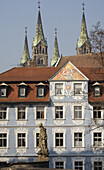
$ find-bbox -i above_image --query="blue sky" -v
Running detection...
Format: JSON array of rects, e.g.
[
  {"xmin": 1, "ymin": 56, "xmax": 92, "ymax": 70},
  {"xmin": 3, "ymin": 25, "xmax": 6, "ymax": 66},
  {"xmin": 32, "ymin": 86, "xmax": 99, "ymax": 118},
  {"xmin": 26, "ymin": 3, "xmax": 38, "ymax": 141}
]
[{"xmin": 0, "ymin": 0, "xmax": 104, "ymax": 73}]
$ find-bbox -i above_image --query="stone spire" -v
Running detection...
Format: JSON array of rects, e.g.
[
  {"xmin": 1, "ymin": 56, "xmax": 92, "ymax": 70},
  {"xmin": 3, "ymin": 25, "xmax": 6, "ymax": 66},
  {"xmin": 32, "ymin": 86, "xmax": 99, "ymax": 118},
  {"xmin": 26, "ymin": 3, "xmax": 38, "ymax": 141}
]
[
  {"xmin": 51, "ymin": 29, "xmax": 60, "ymax": 66},
  {"xmin": 32, "ymin": 1, "xmax": 47, "ymax": 47},
  {"xmin": 20, "ymin": 27, "xmax": 30, "ymax": 66},
  {"xmin": 76, "ymin": 3, "xmax": 91, "ymax": 55},
  {"xmin": 32, "ymin": 1, "xmax": 48, "ymax": 67}
]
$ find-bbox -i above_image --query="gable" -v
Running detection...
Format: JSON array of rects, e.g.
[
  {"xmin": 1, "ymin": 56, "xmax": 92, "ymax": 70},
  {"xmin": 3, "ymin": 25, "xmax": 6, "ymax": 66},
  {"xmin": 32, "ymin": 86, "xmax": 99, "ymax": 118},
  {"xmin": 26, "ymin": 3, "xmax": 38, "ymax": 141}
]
[{"xmin": 52, "ymin": 61, "xmax": 88, "ymax": 81}]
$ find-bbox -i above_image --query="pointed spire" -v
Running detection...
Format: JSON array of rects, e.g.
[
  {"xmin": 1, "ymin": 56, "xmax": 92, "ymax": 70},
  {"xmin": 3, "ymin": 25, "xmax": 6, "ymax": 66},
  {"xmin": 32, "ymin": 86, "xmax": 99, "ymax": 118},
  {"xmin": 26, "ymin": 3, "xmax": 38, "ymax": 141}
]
[
  {"xmin": 51, "ymin": 28, "xmax": 60, "ymax": 66},
  {"xmin": 20, "ymin": 27, "xmax": 30, "ymax": 65},
  {"xmin": 33, "ymin": 1, "xmax": 47, "ymax": 46},
  {"xmin": 76, "ymin": 3, "xmax": 91, "ymax": 54},
  {"xmin": 77, "ymin": 3, "xmax": 89, "ymax": 48}
]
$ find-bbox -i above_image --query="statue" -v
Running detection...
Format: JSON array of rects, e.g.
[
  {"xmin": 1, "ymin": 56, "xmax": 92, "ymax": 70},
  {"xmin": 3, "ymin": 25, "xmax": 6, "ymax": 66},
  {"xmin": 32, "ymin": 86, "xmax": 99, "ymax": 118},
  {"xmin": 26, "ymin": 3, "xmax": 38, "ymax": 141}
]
[{"xmin": 38, "ymin": 123, "xmax": 49, "ymax": 162}]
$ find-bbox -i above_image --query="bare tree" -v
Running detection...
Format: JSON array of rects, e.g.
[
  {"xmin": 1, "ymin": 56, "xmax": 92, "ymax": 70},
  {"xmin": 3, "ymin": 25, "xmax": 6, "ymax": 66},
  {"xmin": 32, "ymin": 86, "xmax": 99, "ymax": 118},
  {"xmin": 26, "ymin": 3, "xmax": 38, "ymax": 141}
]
[{"xmin": 90, "ymin": 22, "xmax": 104, "ymax": 65}]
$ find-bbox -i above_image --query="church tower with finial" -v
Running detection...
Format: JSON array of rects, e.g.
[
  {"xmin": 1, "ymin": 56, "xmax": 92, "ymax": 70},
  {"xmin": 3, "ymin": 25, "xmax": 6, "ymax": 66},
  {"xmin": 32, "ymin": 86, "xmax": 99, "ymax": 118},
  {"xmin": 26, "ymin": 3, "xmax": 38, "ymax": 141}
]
[
  {"xmin": 32, "ymin": 1, "xmax": 48, "ymax": 67},
  {"xmin": 20, "ymin": 27, "xmax": 30, "ymax": 66},
  {"xmin": 51, "ymin": 28, "xmax": 60, "ymax": 66},
  {"xmin": 76, "ymin": 3, "xmax": 91, "ymax": 55}
]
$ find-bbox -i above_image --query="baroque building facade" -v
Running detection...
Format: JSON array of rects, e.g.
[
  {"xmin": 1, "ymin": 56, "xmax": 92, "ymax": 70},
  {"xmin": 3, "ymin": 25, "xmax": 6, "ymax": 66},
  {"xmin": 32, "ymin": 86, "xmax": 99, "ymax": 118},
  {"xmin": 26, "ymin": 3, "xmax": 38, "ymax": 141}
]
[{"xmin": 0, "ymin": 2, "xmax": 104, "ymax": 170}]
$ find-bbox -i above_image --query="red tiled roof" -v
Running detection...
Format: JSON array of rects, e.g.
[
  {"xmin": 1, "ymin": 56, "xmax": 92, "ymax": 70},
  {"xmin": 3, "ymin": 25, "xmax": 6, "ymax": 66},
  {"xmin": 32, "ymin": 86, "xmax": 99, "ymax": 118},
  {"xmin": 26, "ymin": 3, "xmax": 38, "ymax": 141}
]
[
  {"xmin": 58, "ymin": 53, "xmax": 104, "ymax": 68},
  {"xmin": 78, "ymin": 67, "xmax": 104, "ymax": 81},
  {"xmin": 0, "ymin": 67, "xmax": 59, "ymax": 82}
]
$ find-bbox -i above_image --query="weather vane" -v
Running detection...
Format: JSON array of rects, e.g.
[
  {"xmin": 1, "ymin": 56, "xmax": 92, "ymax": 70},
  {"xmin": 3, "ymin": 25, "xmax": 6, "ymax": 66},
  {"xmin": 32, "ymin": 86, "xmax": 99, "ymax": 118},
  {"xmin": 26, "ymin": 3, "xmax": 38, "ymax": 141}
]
[
  {"xmin": 82, "ymin": 2, "xmax": 85, "ymax": 11},
  {"xmin": 25, "ymin": 27, "xmax": 27, "ymax": 34},
  {"xmin": 38, "ymin": 0, "xmax": 40, "ymax": 9},
  {"xmin": 55, "ymin": 28, "xmax": 57, "ymax": 36}
]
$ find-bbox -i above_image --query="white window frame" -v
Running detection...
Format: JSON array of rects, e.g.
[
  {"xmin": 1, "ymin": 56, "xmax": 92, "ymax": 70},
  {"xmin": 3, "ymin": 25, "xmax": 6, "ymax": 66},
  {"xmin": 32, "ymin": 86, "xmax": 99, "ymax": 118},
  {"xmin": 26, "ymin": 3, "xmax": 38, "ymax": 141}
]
[
  {"xmin": 0, "ymin": 133, "xmax": 8, "ymax": 148},
  {"xmin": 73, "ymin": 159, "xmax": 85, "ymax": 170},
  {"xmin": 73, "ymin": 82, "xmax": 83, "ymax": 96},
  {"xmin": 71, "ymin": 128, "xmax": 85, "ymax": 151},
  {"xmin": 0, "ymin": 107, "xmax": 9, "ymax": 121},
  {"xmin": 37, "ymin": 87, "xmax": 44, "ymax": 97},
  {"xmin": 94, "ymin": 86, "xmax": 100, "ymax": 96},
  {"xmin": 16, "ymin": 132, "xmax": 28, "ymax": 149},
  {"xmin": 17, "ymin": 133, "xmax": 27, "ymax": 148},
  {"xmin": 16, "ymin": 106, "xmax": 27, "ymax": 121},
  {"xmin": 0, "ymin": 129, "xmax": 9, "ymax": 149},
  {"xmin": 93, "ymin": 106, "xmax": 102, "ymax": 119},
  {"xmin": 92, "ymin": 132, "xmax": 102, "ymax": 147},
  {"xmin": 53, "ymin": 128, "xmax": 66, "ymax": 148},
  {"xmin": 53, "ymin": 103, "xmax": 65, "ymax": 120},
  {"xmin": 74, "ymin": 132, "xmax": 83, "ymax": 147},
  {"xmin": 91, "ymin": 157, "xmax": 104, "ymax": 170},
  {"xmin": 53, "ymin": 157, "xmax": 66, "ymax": 169},
  {"xmin": 34, "ymin": 105, "xmax": 47, "ymax": 120},
  {"xmin": 55, "ymin": 133, "xmax": 64, "ymax": 147},
  {"xmin": 55, "ymin": 161, "xmax": 64, "ymax": 169},
  {"xmin": 55, "ymin": 83, "xmax": 64, "ymax": 96},
  {"xmin": 74, "ymin": 106, "xmax": 82, "ymax": 119},
  {"xmin": 19, "ymin": 87, "xmax": 26, "ymax": 97},
  {"xmin": 0, "ymin": 88, "xmax": 7, "ymax": 97}
]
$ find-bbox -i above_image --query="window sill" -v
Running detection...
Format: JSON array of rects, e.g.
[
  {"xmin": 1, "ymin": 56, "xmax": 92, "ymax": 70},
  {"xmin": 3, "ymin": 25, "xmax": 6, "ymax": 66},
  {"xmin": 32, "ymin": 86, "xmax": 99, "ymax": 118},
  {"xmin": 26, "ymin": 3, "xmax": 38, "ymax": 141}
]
[
  {"xmin": 72, "ymin": 119, "xmax": 84, "ymax": 120},
  {"xmin": 0, "ymin": 147, "xmax": 8, "ymax": 149},
  {"xmin": 54, "ymin": 119, "xmax": 66, "ymax": 120},
  {"xmin": 16, "ymin": 120, "xmax": 27, "ymax": 121},
  {"xmin": 0, "ymin": 120, "xmax": 8, "ymax": 121},
  {"xmin": 35, "ymin": 119, "xmax": 47, "ymax": 120}
]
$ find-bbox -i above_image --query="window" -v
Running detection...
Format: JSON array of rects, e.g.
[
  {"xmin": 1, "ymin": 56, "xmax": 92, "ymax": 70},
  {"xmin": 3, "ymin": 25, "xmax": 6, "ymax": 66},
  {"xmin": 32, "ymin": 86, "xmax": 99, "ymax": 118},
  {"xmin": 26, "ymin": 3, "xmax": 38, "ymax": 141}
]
[
  {"xmin": 55, "ymin": 133, "xmax": 63, "ymax": 147},
  {"xmin": 94, "ymin": 161, "xmax": 102, "ymax": 170},
  {"xmin": 36, "ymin": 133, "xmax": 39, "ymax": 147},
  {"xmin": 20, "ymin": 87, "xmax": 26, "ymax": 97},
  {"xmin": 55, "ymin": 83, "xmax": 63, "ymax": 95},
  {"xmin": 55, "ymin": 162, "xmax": 64, "ymax": 169},
  {"xmin": 37, "ymin": 87, "xmax": 44, "ymax": 97},
  {"xmin": 94, "ymin": 87, "xmax": 100, "ymax": 96},
  {"xmin": 0, "ymin": 88, "xmax": 6, "ymax": 97},
  {"xmin": 17, "ymin": 133, "xmax": 26, "ymax": 148},
  {"xmin": 93, "ymin": 133, "xmax": 102, "ymax": 147},
  {"xmin": 74, "ymin": 133, "xmax": 82, "ymax": 147},
  {"xmin": 36, "ymin": 106, "xmax": 44, "ymax": 119},
  {"xmin": 0, "ymin": 134, "xmax": 7, "ymax": 148},
  {"xmin": 74, "ymin": 83, "xmax": 82, "ymax": 95},
  {"xmin": 74, "ymin": 106, "xmax": 82, "ymax": 119},
  {"xmin": 74, "ymin": 161, "xmax": 83, "ymax": 170},
  {"xmin": 93, "ymin": 106, "xmax": 101, "ymax": 119},
  {"xmin": 18, "ymin": 83, "xmax": 27, "ymax": 97},
  {"xmin": 0, "ymin": 107, "xmax": 7, "ymax": 120},
  {"xmin": 55, "ymin": 106, "xmax": 63, "ymax": 119},
  {"xmin": 17, "ymin": 107, "xmax": 26, "ymax": 120}
]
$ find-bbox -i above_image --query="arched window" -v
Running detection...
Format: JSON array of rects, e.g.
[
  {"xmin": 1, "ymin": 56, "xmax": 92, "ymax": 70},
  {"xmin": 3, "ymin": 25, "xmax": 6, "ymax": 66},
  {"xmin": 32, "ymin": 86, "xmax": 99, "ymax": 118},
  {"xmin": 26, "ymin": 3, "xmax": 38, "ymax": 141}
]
[
  {"xmin": 34, "ymin": 49, "xmax": 36, "ymax": 54},
  {"xmin": 42, "ymin": 48, "xmax": 44, "ymax": 54},
  {"xmin": 40, "ymin": 59, "xmax": 43, "ymax": 64},
  {"xmin": 40, "ymin": 46, "xmax": 41, "ymax": 54},
  {"xmin": 46, "ymin": 47, "xmax": 47, "ymax": 54},
  {"xmin": 38, "ymin": 58, "xmax": 40, "ymax": 64},
  {"xmin": 84, "ymin": 47, "xmax": 86, "ymax": 54}
]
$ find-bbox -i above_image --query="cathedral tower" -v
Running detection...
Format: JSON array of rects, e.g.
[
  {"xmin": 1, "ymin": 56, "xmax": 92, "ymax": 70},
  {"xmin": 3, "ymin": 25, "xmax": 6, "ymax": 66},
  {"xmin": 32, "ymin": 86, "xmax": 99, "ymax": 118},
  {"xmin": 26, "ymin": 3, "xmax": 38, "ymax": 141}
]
[
  {"xmin": 76, "ymin": 4, "xmax": 91, "ymax": 55},
  {"xmin": 51, "ymin": 29, "xmax": 60, "ymax": 66},
  {"xmin": 32, "ymin": 2, "xmax": 48, "ymax": 67}
]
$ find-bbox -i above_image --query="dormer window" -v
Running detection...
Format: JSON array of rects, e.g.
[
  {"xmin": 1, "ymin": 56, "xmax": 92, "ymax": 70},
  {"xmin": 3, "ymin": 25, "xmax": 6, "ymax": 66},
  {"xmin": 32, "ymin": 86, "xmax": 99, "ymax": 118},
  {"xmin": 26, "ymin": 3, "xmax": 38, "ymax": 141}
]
[
  {"xmin": 92, "ymin": 82, "xmax": 101, "ymax": 97},
  {"xmin": 94, "ymin": 87, "xmax": 100, "ymax": 96},
  {"xmin": 0, "ymin": 83, "xmax": 8, "ymax": 98},
  {"xmin": 36, "ymin": 83, "xmax": 46, "ymax": 98},
  {"xmin": 18, "ymin": 82, "xmax": 27, "ymax": 98}
]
